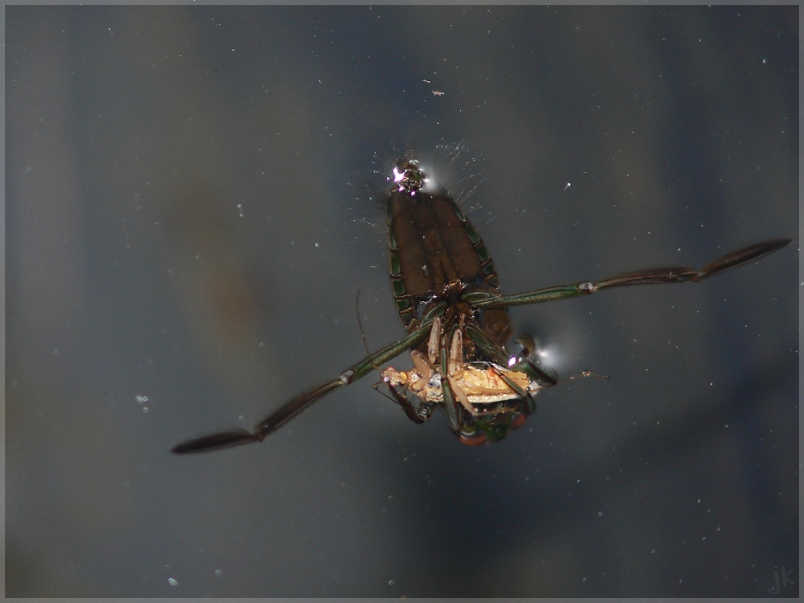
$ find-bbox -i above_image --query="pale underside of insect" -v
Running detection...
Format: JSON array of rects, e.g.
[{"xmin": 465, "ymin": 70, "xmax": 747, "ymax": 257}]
[{"xmin": 381, "ymin": 315, "xmax": 541, "ymax": 411}]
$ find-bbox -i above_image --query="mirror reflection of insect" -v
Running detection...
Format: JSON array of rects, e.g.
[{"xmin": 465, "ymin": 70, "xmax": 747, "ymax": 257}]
[{"xmin": 172, "ymin": 149, "xmax": 790, "ymax": 453}]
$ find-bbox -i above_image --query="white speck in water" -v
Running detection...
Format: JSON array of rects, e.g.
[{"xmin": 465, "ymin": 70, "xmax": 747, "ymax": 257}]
[
  {"xmin": 598, "ymin": 511, "xmax": 603, "ymax": 517},
  {"xmin": 314, "ymin": 242, "xmax": 319, "ymax": 248},
  {"xmin": 236, "ymin": 203, "xmax": 244, "ymax": 217},
  {"xmin": 168, "ymin": 578, "xmax": 178, "ymax": 586},
  {"xmin": 215, "ymin": 569, "xmax": 223, "ymax": 578},
  {"xmin": 135, "ymin": 395, "xmax": 149, "ymax": 404},
  {"xmin": 388, "ymin": 580, "xmax": 395, "ymax": 586},
  {"xmin": 142, "ymin": 407, "xmax": 149, "ymax": 413},
  {"xmin": 564, "ymin": 182, "xmax": 571, "ymax": 190}
]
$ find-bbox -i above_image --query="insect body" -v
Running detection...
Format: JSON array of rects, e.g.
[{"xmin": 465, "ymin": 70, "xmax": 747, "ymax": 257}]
[{"xmin": 172, "ymin": 154, "xmax": 790, "ymax": 453}]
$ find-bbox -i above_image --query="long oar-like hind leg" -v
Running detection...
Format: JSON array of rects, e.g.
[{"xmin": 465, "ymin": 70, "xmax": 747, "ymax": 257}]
[
  {"xmin": 172, "ymin": 306, "xmax": 445, "ymax": 454},
  {"xmin": 464, "ymin": 239, "xmax": 791, "ymax": 309}
]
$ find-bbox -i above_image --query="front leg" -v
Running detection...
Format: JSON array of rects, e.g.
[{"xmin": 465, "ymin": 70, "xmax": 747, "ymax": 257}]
[
  {"xmin": 464, "ymin": 324, "xmax": 558, "ymax": 388},
  {"xmin": 383, "ymin": 379, "xmax": 435, "ymax": 424}
]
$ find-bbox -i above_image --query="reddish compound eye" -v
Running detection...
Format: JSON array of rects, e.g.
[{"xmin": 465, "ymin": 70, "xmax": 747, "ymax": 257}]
[
  {"xmin": 457, "ymin": 429, "xmax": 487, "ymax": 446},
  {"xmin": 510, "ymin": 412, "xmax": 527, "ymax": 431}
]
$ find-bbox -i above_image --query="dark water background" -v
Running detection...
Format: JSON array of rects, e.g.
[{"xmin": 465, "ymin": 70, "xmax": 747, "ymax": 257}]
[{"xmin": 6, "ymin": 5, "xmax": 798, "ymax": 597}]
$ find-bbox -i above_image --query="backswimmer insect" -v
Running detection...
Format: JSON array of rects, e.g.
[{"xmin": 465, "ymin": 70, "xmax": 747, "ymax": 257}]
[{"xmin": 172, "ymin": 151, "xmax": 790, "ymax": 452}]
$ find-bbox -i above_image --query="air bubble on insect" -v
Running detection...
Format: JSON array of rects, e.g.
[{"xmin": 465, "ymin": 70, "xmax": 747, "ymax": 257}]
[
  {"xmin": 135, "ymin": 395, "xmax": 149, "ymax": 404},
  {"xmin": 168, "ymin": 578, "xmax": 178, "ymax": 586},
  {"xmin": 214, "ymin": 569, "xmax": 223, "ymax": 578},
  {"xmin": 388, "ymin": 580, "xmax": 396, "ymax": 586}
]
